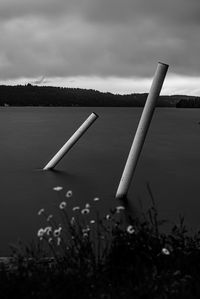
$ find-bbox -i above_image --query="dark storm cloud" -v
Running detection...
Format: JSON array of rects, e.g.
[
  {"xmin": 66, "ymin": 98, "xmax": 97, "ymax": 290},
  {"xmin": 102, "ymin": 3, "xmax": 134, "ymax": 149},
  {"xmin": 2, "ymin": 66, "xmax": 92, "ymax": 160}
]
[{"xmin": 0, "ymin": 0, "xmax": 200, "ymax": 80}]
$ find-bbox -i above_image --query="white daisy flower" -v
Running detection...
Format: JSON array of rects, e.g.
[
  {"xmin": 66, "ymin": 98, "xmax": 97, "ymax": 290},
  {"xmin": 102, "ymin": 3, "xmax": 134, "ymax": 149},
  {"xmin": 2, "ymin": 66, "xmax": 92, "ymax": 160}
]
[
  {"xmin": 116, "ymin": 206, "xmax": 125, "ymax": 213},
  {"xmin": 162, "ymin": 248, "xmax": 170, "ymax": 255},
  {"xmin": 126, "ymin": 225, "xmax": 135, "ymax": 234},
  {"xmin": 53, "ymin": 186, "xmax": 63, "ymax": 191},
  {"xmin": 44, "ymin": 226, "xmax": 52, "ymax": 235},
  {"xmin": 93, "ymin": 197, "xmax": 100, "ymax": 202},
  {"xmin": 82, "ymin": 226, "xmax": 90, "ymax": 233},
  {"xmin": 37, "ymin": 228, "xmax": 44, "ymax": 238},
  {"xmin": 38, "ymin": 208, "xmax": 44, "ymax": 216},
  {"xmin": 70, "ymin": 217, "xmax": 75, "ymax": 225},
  {"xmin": 81, "ymin": 208, "xmax": 90, "ymax": 215},
  {"xmin": 47, "ymin": 214, "xmax": 53, "ymax": 222},
  {"xmin": 72, "ymin": 206, "xmax": 80, "ymax": 211},
  {"xmin": 53, "ymin": 227, "xmax": 62, "ymax": 237},
  {"xmin": 65, "ymin": 190, "xmax": 73, "ymax": 198},
  {"xmin": 59, "ymin": 201, "xmax": 67, "ymax": 209}
]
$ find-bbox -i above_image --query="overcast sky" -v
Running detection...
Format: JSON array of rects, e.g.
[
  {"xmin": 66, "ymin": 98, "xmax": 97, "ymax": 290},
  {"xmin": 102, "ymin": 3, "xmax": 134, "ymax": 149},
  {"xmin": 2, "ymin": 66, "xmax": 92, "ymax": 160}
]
[{"xmin": 0, "ymin": 0, "xmax": 200, "ymax": 95}]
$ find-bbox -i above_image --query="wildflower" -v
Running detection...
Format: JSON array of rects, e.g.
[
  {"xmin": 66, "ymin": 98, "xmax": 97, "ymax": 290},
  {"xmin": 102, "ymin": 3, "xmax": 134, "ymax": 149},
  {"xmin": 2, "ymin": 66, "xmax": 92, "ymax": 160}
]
[
  {"xmin": 47, "ymin": 214, "xmax": 53, "ymax": 222},
  {"xmin": 44, "ymin": 226, "xmax": 52, "ymax": 235},
  {"xmin": 37, "ymin": 228, "xmax": 44, "ymax": 238},
  {"xmin": 85, "ymin": 203, "xmax": 90, "ymax": 208},
  {"xmin": 53, "ymin": 186, "xmax": 63, "ymax": 191},
  {"xmin": 59, "ymin": 201, "xmax": 67, "ymax": 209},
  {"xmin": 127, "ymin": 225, "xmax": 135, "ymax": 234},
  {"xmin": 72, "ymin": 206, "xmax": 80, "ymax": 211},
  {"xmin": 116, "ymin": 206, "xmax": 125, "ymax": 213},
  {"xmin": 90, "ymin": 220, "xmax": 95, "ymax": 224},
  {"xmin": 65, "ymin": 190, "xmax": 73, "ymax": 198},
  {"xmin": 116, "ymin": 206, "xmax": 125, "ymax": 210},
  {"xmin": 82, "ymin": 226, "xmax": 90, "ymax": 233},
  {"xmin": 93, "ymin": 197, "xmax": 100, "ymax": 202},
  {"xmin": 70, "ymin": 217, "xmax": 75, "ymax": 225},
  {"xmin": 53, "ymin": 227, "xmax": 62, "ymax": 237},
  {"xmin": 38, "ymin": 208, "xmax": 44, "ymax": 216},
  {"xmin": 162, "ymin": 248, "xmax": 170, "ymax": 255},
  {"xmin": 81, "ymin": 208, "xmax": 90, "ymax": 215},
  {"xmin": 57, "ymin": 237, "xmax": 61, "ymax": 246},
  {"xmin": 105, "ymin": 214, "xmax": 111, "ymax": 220}
]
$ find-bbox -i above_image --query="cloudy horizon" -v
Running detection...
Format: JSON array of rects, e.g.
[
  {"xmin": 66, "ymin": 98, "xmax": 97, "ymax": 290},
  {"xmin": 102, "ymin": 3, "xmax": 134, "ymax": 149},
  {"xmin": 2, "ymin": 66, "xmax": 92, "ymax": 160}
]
[{"xmin": 0, "ymin": 0, "xmax": 200, "ymax": 95}]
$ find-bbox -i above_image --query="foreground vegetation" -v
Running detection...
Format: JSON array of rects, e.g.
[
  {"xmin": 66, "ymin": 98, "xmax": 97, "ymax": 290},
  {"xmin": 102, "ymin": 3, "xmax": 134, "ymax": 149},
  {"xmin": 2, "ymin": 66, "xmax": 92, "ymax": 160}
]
[{"xmin": 1, "ymin": 186, "xmax": 200, "ymax": 298}]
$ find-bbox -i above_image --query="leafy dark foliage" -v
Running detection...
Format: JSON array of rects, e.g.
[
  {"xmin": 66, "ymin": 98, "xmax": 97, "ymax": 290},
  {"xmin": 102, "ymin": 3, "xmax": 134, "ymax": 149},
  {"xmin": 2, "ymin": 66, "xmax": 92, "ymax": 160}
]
[{"xmin": 1, "ymin": 195, "xmax": 200, "ymax": 299}]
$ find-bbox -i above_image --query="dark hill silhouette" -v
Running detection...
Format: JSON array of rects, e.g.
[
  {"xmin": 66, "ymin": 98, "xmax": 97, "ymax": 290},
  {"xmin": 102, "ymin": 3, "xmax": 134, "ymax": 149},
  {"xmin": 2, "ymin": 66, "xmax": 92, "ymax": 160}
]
[{"xmin": 0, "ymin": 84, "xmax": 199, "ymax": 107}]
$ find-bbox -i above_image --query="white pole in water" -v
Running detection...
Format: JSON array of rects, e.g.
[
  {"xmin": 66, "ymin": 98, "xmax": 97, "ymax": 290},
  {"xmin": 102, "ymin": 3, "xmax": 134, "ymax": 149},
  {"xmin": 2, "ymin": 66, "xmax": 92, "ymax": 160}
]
[
  {"xmin": 43, "ymin": 112, "xmax": 98, "ymax": 170},
  {"xmin": 116, "ymin": 62, "xmax": 169, "ymax": 200}
]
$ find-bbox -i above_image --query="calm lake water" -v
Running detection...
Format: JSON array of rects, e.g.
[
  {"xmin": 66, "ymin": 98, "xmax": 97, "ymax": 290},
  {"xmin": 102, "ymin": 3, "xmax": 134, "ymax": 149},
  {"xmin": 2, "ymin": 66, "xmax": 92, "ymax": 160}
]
[{"xmin": 0, "ymin": 107, "xmax": 200, "ymax": 255}]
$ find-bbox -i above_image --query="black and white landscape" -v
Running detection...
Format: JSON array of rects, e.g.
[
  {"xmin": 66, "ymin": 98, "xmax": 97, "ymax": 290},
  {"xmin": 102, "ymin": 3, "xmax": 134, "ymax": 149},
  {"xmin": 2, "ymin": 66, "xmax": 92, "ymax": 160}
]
[{"xmin": 1, "ymin": 1, "xmax": 200, "ymax": 298}]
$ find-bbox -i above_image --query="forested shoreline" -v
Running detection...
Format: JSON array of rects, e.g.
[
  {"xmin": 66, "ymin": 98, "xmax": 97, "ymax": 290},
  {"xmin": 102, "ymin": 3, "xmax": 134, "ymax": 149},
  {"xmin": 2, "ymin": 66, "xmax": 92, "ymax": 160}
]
[{"xmin": 0, "ymin": 84, "xmax": 200, "ymax": 107}]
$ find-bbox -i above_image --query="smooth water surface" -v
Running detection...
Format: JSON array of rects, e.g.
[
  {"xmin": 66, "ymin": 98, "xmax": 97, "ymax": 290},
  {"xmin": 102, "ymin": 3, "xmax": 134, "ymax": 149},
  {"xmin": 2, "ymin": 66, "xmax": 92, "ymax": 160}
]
[{"xmin": 0, "ymin": 107, "xmax": 200, "ymax": 255}]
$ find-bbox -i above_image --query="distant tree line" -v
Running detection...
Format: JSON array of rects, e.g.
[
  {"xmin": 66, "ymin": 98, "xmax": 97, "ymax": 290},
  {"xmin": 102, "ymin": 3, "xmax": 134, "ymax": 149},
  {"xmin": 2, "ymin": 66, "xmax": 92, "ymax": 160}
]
[
  {"xmin": 0, "ymin": 84, "xmax": 199, "ymax": 107},
  {"xmin": 176, "ymin": 98, "xmax": 200, "ymax": 108}
]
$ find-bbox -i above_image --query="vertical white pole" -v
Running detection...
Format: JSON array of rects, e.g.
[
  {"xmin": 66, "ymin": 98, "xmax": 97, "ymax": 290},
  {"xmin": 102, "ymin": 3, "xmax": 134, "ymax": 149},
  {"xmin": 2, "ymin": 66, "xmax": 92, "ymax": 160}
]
[
  {"xmin": 116, "ymin": 62, "xmax": 169, "ymax": 199},
  {"xmin": 43, "ymin": 112, "xmax": 98, "ymax": 170}
]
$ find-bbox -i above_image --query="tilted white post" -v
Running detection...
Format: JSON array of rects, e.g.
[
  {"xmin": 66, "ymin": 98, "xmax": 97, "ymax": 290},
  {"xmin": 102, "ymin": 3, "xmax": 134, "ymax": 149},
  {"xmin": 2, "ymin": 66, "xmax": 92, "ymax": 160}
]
[
  {"xmin": 116, "ymin": 62, "xmax": 169, "ymax": 199},
  {"xmin": 43, "ymin": 112, "xmax": 98, "ymax": 170}
]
